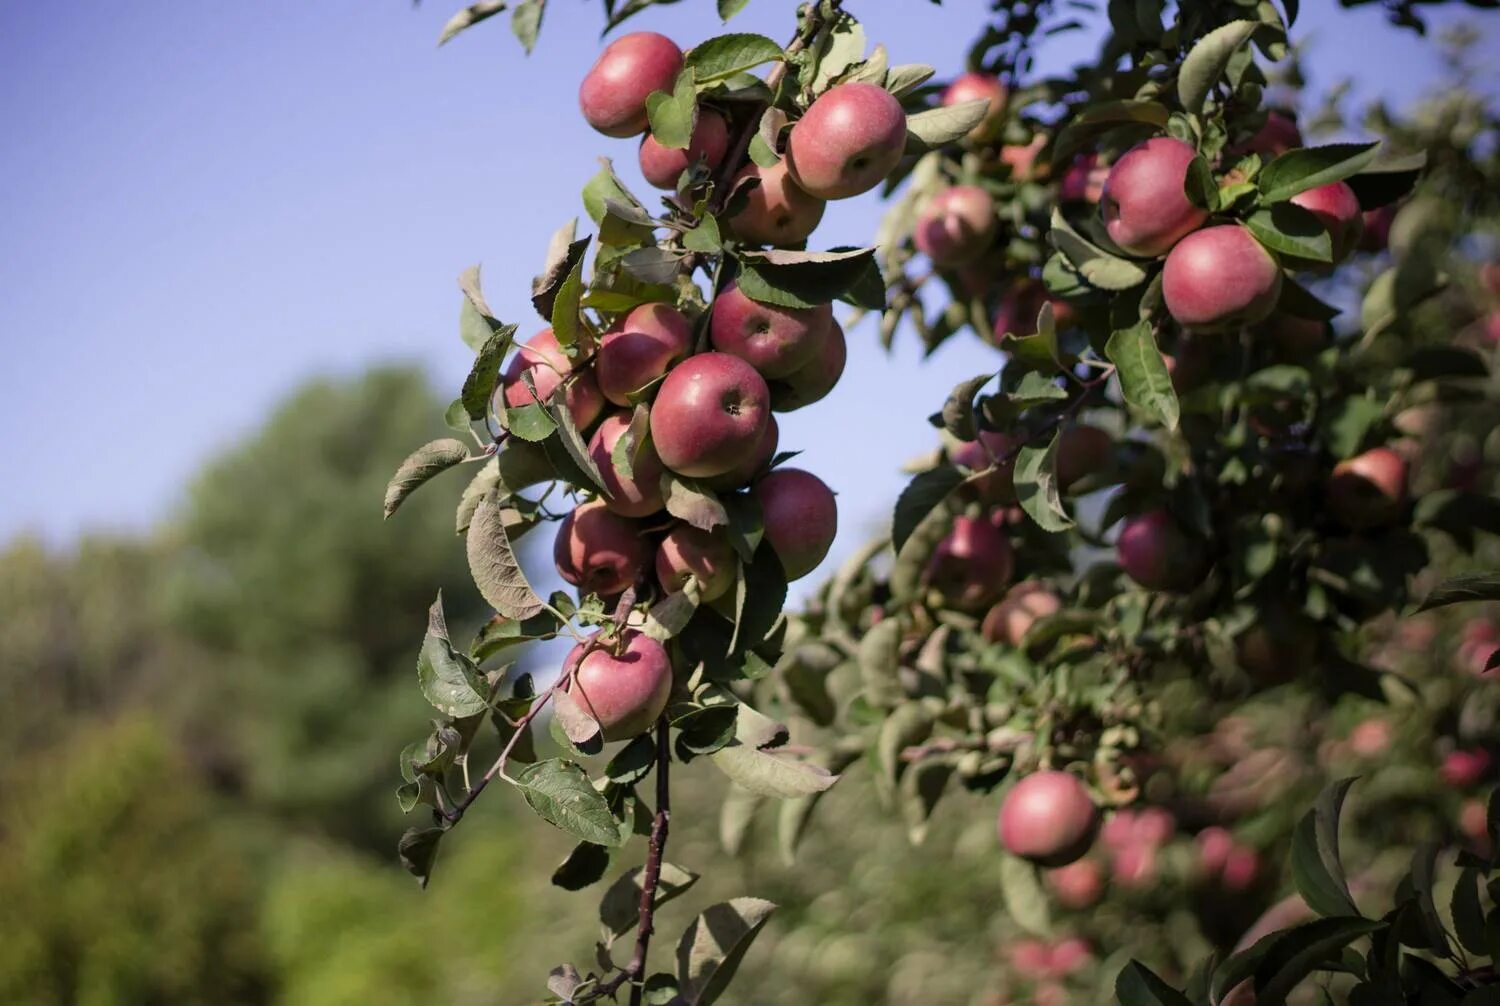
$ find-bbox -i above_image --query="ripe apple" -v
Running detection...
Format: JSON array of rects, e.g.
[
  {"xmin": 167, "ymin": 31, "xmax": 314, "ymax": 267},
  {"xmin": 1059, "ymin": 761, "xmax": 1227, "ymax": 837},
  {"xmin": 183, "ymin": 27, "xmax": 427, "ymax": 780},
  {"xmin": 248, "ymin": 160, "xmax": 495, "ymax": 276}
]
[
  {"xmin": 927, "ymin": 514, "xmax": 1014, "ymax": 611},
  {"xmin": 705, "ymin": 414, "xmax": 779, "ymax": 492},
  {"xmin": 1195, "ymin": 826, "xmax": 1234, "ymax": 876},
  {"xmin": 553, "ymin": 499, "xmax": 651, "ymax": 597},
  {"xmin": 1221, "ymin": 846, "xmax": 1260, "ymax": 892},
  {"xmin": 1047, "ymin": 937, "xmax": 1093, "ymax": 977},
  {"xmin": 941, "ymin": 72, "xmax": 1007, "ymax": 142},
  {"xmin": 656, "ymin": 523, "xmax": 736, "ymax": 601},
  {"xmin": 914, "ymin": 185, "xmax": 997, "ymax": 267},
  {"xmin": 752, "ymin": 468, "xmax": 837, "ymax": 581},
  {"xmin": 1009, "ymin": 939, "xmax": 1053, "ymax": 981},
  {"xmin": 709, "ymin": 281, "xmax": 833, "ymax": 379},
  {"xmin": 1348, "ymin": 718, "xmax": 1393, "ymax": 759},
  {"xmin": 1116, "ymin": 509, "xmax": 1205, "ymax": 592},
  {"xmin": 997, "ymin": 770, "xmax": 1099, "ymax": 868},
  {"xmin": 1240, "ymin": 109, "xmax": 1302, "ymax": 158},
  {"xmin": 1326, "ymin": 446, "xmax": 1408, "ymax": 529},
  {"xmin": 596, "ymin": 303, "xmax": 694, "ymax": 406},
  {"xmin": 1163, "ymin": 225, "xmax": 1283, "ymax": 330},
  {"xmin": 1110, "ymin": 842, "xmax": 1158, "ymax": 890},
  {"xmin": 578, "ymin": 32, "xmax": 684, "ymax": 138},
  {"xmin": 500, "ymin": 328, "xmax": 605, "ymax": 430},
  {"xmin": 770, "ymin": 320, "xmax": 846, "ymax": 412},
  {"xmin": 1000, "ymin": 134, "xmax": 1048, "ymax": 183},
  {"xmin": 785, "ymin": 82, "xmax": 908, "ymax": 200},
  {"xmin": 950, "ymin": 431, "xmax": 1020, "ymax": 505},
  {"xmin": 1101, "ymin": 137, "xmax": 1208, "ymax": 257},
  {"xmin": 587, "ymin": 412, "xmax": 666, "ymax": 517},
  {"xmin": 1289, "ymin": 181, "xmax": 1364, "ymax": 266},
  {"xmin": 981, "ymin": 580, "xmax": 1062, "ymax": 647},
  {"xmin": 725, "ymin": 159, "xmax": 826, "ymax": 246},
  {"xmin": 1058, "ymin": 154, "xmax": 1107, "ymax": 204},
  {"xmin": 650, "ymin": 352, "xmax": 770, "ymax": 478},
  {"xmin": 1056, "ymin": 423, "xmax": 1113, "ymax": 490},
  {"xmin": 563, "ymin": 629, "xmax": 674, "ymax": 741},
  {"xmin": 638, "ymin": 107, "xmax": 730, "ymax": 189},
  {"xmin": 1360, "ymin": 203, "xmax": 1397, "ymax": 252},
  {"xmin": 1441, "ymin": 749, "xmax": 1492, "ymax": 789},
  {"xmin": 1045, "ymin": 858, "xmax": 1103, "ymax": 910}
]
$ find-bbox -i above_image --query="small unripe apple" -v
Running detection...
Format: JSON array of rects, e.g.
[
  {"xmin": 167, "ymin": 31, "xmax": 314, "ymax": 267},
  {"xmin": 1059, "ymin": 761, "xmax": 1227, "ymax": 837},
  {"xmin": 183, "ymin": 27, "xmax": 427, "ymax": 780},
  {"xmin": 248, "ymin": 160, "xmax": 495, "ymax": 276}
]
[
  {"xmin": 1045, "ymin": 858, "xmax": 1103, "ymax": 910},
  {"xmin": 1101, "ymin": 137, "xmax": 1208, "ymax": 257},
  {"xmin": 1240, "ymin": 110, "xmax": 1302, "ymax": 158},
  {"xmin": 785, "ymin": 82, "xmax": 908, "ymax": 200},
  {"xmin": 770, "ymin": 320, "xmax": 846, "ymax": 413},
  {"xmin": 1326, "ymin": 446, "xmax": 1408, "ymax": 529},
  {"xmin": 596, "ymin": 303, "xmax": 694, "ymax": 406},
  {"xmin": 638, "ymin": 108, "xmax": 729, "ymax": 189},
  {"xmin": 725, "ymin": 159, "xmax": 826, "ymax": 247},
  {"xmin": 1056, "ymin": 424, "xmax": 1113, "ymax": 490},
  {"xmin": 1289, "ymin": 181, "xmax": 1364, "ymax": 266},
  {"xmin": 655, "ymin": 523, "xmax": 736, "ymax": 601},
  {"xmin": 705, "ymin": 414, "xmax": 778, "ymax": 492},
  {"xmin": 1116, "ymin": 509, "xmax": 1205, "ymax": 592},
  {"xmin": 500, "ymin": 328, "xmax": 605, "ymax": 430},
  {"xmin": 1163, "ymin": 225, "xmax": 1283, "ymax": 331},
  {"xmin": 941, "ymin": 72, "xmax": 1007, "ymax": 143},
  {"xmin": 981, "ymin": 581, "xmax": 1062, "ymax": 646},
  {"xmin": 710, "ymin": 282, "xmax": 833, "ymax": 379},
  {"xmin": 588, "ymin": 412, "xmax": 666, "ymax": 517},
  {"xmin": 650, "ymin": 352, "xmax": 770, "ymax": 479},
  {"xmin": 927, "ymin": 514, "xmax": 1014, "ymax": 612},
  {"xmin": 752, "ymin": 468, "xmax": 837, "ymax": 581},
  {"xmin": 914, "ymin": 185, "xmax": 997, "ymax": 267},
  {"xmin": 1441, "ymin": 749, "xmax": 1492, "ymax": 790},
  {"xmin": 553, "ymin": 499, "xmax": 651, "ymax": 596},
  {"xmin": 998, "ymin": 770, "xmax": 1099, "ymax": 868},
  {"xmin": 563, "ymin": 629, "xmax": 673, "ymax": 741},
  {"xmin": 950, "ymin": 431, "xmax": 1020, "ymax": 505},
  {"xmin": 578, "ymin": 32, "xmax": 683, "ymax": 138}
]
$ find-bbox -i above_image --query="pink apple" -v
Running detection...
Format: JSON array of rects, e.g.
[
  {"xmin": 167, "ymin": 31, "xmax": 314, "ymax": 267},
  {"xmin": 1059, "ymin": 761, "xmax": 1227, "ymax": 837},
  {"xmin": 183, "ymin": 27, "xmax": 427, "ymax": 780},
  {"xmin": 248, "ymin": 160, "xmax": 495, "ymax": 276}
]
[
  {"xmin": 770, "ymin": 320, "xmax": 846, "ymax": 412},
  {"xmin": 1195, "ymin": 827, "xmax": 1234, "ymax": 876},
  {"xmin": 1046, "ymin": 858, "xmax": 1104, "ymax": 910},
  {"xmin": 1163, "ymin": 225, "xmax": 1283, "ymax": 330},
  {"xmin": 587, "ymin": 412, "xmax": 666, "ymax": 517},
  {"xmin": 638, "ymin": 107, "xmax": 730, "ymax": 189},
  {"xmin": 926, "ymin": 514, "xmax": 1014, "ymax": 611},
  {"xmin": 1326, "ymin": 446, "xmax": 1408, "ymax": 529},
  {"xmin": 553, "ymin": 499, "xmax": 651, "ymax": 597},
  {"xmin": 941, "ymin": 72, "xmax": 1007, "ymax": 143},
  {"xmin": 1000, "ymin": 134, "xmax": 1048, "ymax": 182},
  {"xmin": 1360, "ymin": 203, "xmax": 1397, "ymax": 252},
  {"xmin": 1111, "ymin": 842, "xmax": 1158, "ymax": 890},
  {"xmin": 650, "ymin": 352, "xmax": 770, "ymax": 478},
  {"xmin": 981, "ymin": 580, "xmax": 1063, "ymax": 646},
  {"xmin": 725, "ymin": 159, "xmax": 826, "ymax": 247},
  {"xmin": 656, "ymin": 523, "xmax": 736, "ymax": 601},
  {"xmin": 914, "ymin": 185, "xmax": 997, "ymax": 267},
  {"xmin": 1240, "ymin": 110, "xmax": 1303, "ymax": 158},
  {"xmin": 595, "ymin": 303, "xmax": 694, "ymax": 406},
  {"xmin": 1101, "ymin": 137, "xmax": 1208, "ymax": 257},
  {"xmin": 1349, "ymin": 719, "xmax": 1393, "ymax": 759},
  {"xmin": 578, "ymin": 32, "xmax": 684, "ymax": 138},
  {"xmin": 564, "ymin": 629, "xmax": 674, "ymax": 741},
  {"xmin": 704, "ymin": 414, "xmax": 779, "ymax": 492},
  {"xmin": 1047, "ymin": 937, "xmax": 1093, "ymax": 977},
  {"xmin": 709, "ymin": 281, "xmax": 833, "ymax": 379},
  {"xmin": 752, "ymin": 468, "xmax": 837, "ymax": 581},
  {"xmin": 1117, "ymin": 509, "xmax": 1205, "ymax": 592},
  {"xmin": 998, "ymin": 770, "xmax": 1099, "ymax": 867},
  {"xmin": 951, "ymin": 431, "xmax": 1021, "ymax": 505},
  {"xmin": 1058, "ymin": 154, "xmax": 1107, "ymax": 204},
  {"xmin": 1221, "ymin": 846, "xmax": 1260, "ymax": 892},
  {"xmin": 785, "ymin": 82, "xmax": 908, "ymax": 200},
  {"xmin": 1290, "ymin": 181, "xmax": 1364, "ymax": 266},
  {"xmin": 1441, "ymin": 749, "xmax": 1492, "ymax": 790},
  {"xmin": 500, "ymin": 328, "xmax": 605, "ymax": 430}
]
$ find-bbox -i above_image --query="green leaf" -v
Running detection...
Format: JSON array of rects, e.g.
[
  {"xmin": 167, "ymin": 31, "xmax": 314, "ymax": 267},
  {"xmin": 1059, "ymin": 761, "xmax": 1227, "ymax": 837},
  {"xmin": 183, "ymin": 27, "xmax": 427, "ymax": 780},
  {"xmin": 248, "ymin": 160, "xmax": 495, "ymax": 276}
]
[
  {"xmin": 466, "ymin": 491, "xmax": 546, "ymax": 619},
  {"xmin": 1323, "ymin": 397, "xmax": 1382, "ymax": 459},
  {"xmin": 532, "ymin": 228, "xmax": 589, "ymax": 320},
  {"xmin": 397, "ymin": 826, "xmax": 445, "ymax": 887},
  {"xmin": 736, "ymin": 247, "xmax": 878, "ymax": 309},
  {"xmin": 417, "ymin": 593, "xmax": 491, "ymax": 717},
  {"xmin": 747, "ymin": 133, "xmax": 778, "ymax": 168},
  {"xmin": 644, "ymin": 577, "xmax": 702, "ymax": 642},
  {"xmin": 717, "ymin": 0, "xmax": 752, "ymax": 22},
  {"xmin": 549, "ymin": 242, "xmax": 589, "ymax": 351},
  {"xmin": 509, "ymin": 0, "xmax": 543, "ymax": 52},
  {"xmin": 608, "ymin": 405, "xmax": 650, "ymax": 482},
  {"xmin": 999, "ymin": 854, "xmax": 1051, "ymax": 935},
  {"xmin": 1178, "ymin": 20, "xmax": 1258, "ymax": 114},
  {"xmin": 883, "ymin": 63, "xmax": 935, "ymax": 98},
  {"xmin": 545, "ymin": 388, "xmax": 605, "ymax": 492},
  {"xmin": 899, "ymin": 756, "xmax": 953, "ymax": 845},
  {"xmin": 583, "ymin": 158, "xmax": 651, "ymax": 231},
  {"xmin": 726, "ymin": 544, "xmax": 787, "ymax": 654},
  {"xmin": 710, "ymin": 714, "xmax": 839, "ymax": 798},
  {"xmin": 1291, "ymin": 777, "xmax": 1361, "ymax": 918},
  {"xmin": 661, "ymin": 472, "xmax": 728, "ymax": 531},
  {"xmin": 808, "ymin": 11, "xmax": 865, "ymax": 92},
  {"xmin": 1051, "ymin": 209, "xmax": 1149, "ymax": 289},
  {"xmin": 1252, "ymin": 916, "xmax": 1387, "ymax": 1004},
  {"xmin": 599, "ymin": 861, "xmax": 701, "ymax": 942},
  {"xmin": 1053, "ymin": 98, "xmax": 1170, "ymax": 163},
  {"xmin": 857, "ymin": 616, "xmax": 903, "ymax": 708},
  {"xmin": 722, "ymin": 493, "xmax": 764, "ymax": 564},
  {"xmin": 1259, "ymin": 141, "xmax": 1382, "ymax": 203},
  {"xmin": 1245, "ymin": 203, "xmax": 1333, "ymax": 263},
  {"xmin": 1410, "ymin": 843, "xmax": 1452, "ymax": 956},
  {"xmin": 684, "ymin": 33, "xmax": 784, "ymax": 84},
  {"xmin": 1116, "ymin": 960, "xmax": 1193, "ymax": 1006},
  {"xmin": 646, "ymin": 69, "xmax": 698, "ymax": 151},
  {"xmin": 385, "ymin": 439, "xmax": 471, "ymax": 518},
  {"xmin": 504, "ymin": 400, "xmax": 558, "ymax": 441},
  {"xmin": 1346, "ymin": 150, "xmax": 1427, "ymax": 210},
  {"xmin": 940, "ymin": 372, "xmax": 995, "ymax": 441},
  {"xmin": 1014, "ymin": 433, "xmax": 1074, "ymax": 532},
  {"xmin": 459, "ymin": 264, "xmax": 503, "ymax": 351},
  {"xmin": 903, "ymin": 99, "xmax": 989, "ymax": 155},
  {"xmin": 460, "ymin": 322, "xmax": 519, "ymax": 421},
  {"xmin": 1416, "ymin": 573, "xmax": 1500, "ymax": 613},
  {"xmin": 1454, "ymin": 868, "xmax": 1486, "ymax": 956},
  {"xmin": 1183, "ymin": 154, "xmax": 1220, "ymax": 212},
  {"xmin": 892, "ymin": 466, "xmax": 962, "ymax": 554},
  {"xmin": 675, "ymin": 898, "xmax": 778, "ymax": 1006},
  {"xmin": 514, "ymin": 759, "xmax": 625, "ymax": 847},
  {"xmin": 437, "ymin": 0, "xmax": 507, "ymax": 46},
  {"xmin": 551, "ymin": 841, "xmax": 610, "ymax": 891},
  {"xmin": 1106, "ymin": 322, "xmax": 1179, "ymax": 431}
]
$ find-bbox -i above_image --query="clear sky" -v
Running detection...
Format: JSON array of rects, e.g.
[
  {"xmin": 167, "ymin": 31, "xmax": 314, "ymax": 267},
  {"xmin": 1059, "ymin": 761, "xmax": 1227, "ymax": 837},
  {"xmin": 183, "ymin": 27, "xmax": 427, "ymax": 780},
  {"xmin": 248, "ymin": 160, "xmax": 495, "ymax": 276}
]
[{"xmin": 1, "ymin": 1, "xmax": 1492, "ymax": 587}]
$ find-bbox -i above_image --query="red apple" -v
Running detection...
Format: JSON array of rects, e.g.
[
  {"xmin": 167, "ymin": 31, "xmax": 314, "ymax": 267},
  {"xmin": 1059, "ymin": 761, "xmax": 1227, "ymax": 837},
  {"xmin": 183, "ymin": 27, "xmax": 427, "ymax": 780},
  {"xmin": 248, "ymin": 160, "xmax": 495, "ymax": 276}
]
[
  {"xmin": 578, "ymin": 32, "xmax": 684, "ymax": 138},
  {"xmin": 650, "ymin": 352, "xmax": 770, "ymax": 478},
  {"xmin": 1163, "ymin": 225, "xmax": 1283, "ymax": 330},
  {"xmin": 951, "ymin": 431, "xmax": 1020, "ymax": 505},
  {"xmin": 638, "ymin": 107, "xmax": 729, "ymax": 189},
  {"xmin": 1117, "ymin": 510, "xmax": 1205, "ymax": 592},
  {"xmin": 1047, "ymin": 937, "xmax": 1093, "ymax": 977},
  {"xmin": 1058, "ymin": 154, "xmax": 1107, "ymax": 204},
  {"xmin": 914, "ymin": 185, "xmax": 997, "ymax": 267},
  {"xmin": 1010, "ymin": 939, "xmax": 1053, "ymax": 981},
  {"xmin": 553, "ymin": 499, "xmax": 651, "ymax": 597},
  {"xmin": 705, "ymin": 414, "xmax": 779, "ymax": 492},
  {"xmin": 725, "ymin": 159, "xmax": 826, "ymax": 247},
  {"xmin": 1101, "ymin": 137, "xmax": 1208, "ymax": 257},
  {"xmin": 1360, "ymin": 203, "xmax": 1397, "ymax": 252},
  {"xmin": 770, "ymin": 320, "xmax": 846, "ymax": 412},
  {"xmin": 1289, "ymin": 181, "xmax": 1364, "ymax": 266},
  {"xmin": 998, "ymin": 770, "xmax": 1099, "ymax": 868},
  {"xmin": 752, "ymin": 468, "xmax": 837, "ymax": 581},
  {"xmin": 926, "ymin": 514, "xmax": 1014, "ymax": 612},
  {"xmin": 500, "ymin": 328, "xmax": 605, "ymax": 430},
  {"xmin": 1326, "ymin": 446, "xmax": 1408, "ymax": 529},
  {"xmin": 596, "ymin": 303, "xmax": 694, "ymax": 406},
  {"xmin": 981, "ymin": 580, "xmax": 1062, "ymax": 646},
  {"xmin": 1045, "ymin": 859, "xmax": 1103, "ymax": 910},
  {"xmin": 1221, "ymin": 846, "xmax": 1260, "ymax": 892},
  {"xmin": 655, "ymin": 523, "xmax": 736, "ymax": 601},
  {"xmin": 1441, "ymin": 749, "xmax": 1492, "ymax": 790},
  {"xmin": 564, "ymin": 629, "xmax": 674, "ymax": 741},
  {"xmin": 1195, "ymin": 826, "xmax": 1234, "ymax": 876},
  {"xmin": 1240, "ymin": 110, "xmax": 1303, "ymax": 158},
  {"xmin": 941, "ymin": 72, "xmax": 1007, "ymax": 143},
  {"xmin": 588, "ymin": 412, "xmax": 666, "ymax": 517},
  {"xmin": 1131, "ymin": 807, "xmax": 1176, "ymax": 847},
  {"xmin": 709, "ymin": 281, "xmax": 833, "ymax": 379},
  {"xmin": 1110, "ymin": 842, "xmax": 1158, "ymax": 890},
  {"xmin": 785, "ymin": 82, "xmax": 908, "ymax": 200},
  {"xmin": 1056, "ymin": 424, "xmax": 1113, "ymax": 490}
]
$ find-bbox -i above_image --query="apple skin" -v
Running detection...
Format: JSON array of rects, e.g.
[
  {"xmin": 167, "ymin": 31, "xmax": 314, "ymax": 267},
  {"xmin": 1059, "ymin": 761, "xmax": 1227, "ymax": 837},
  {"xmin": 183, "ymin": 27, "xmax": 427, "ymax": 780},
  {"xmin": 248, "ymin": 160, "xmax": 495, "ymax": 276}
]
[
  {"xmin": 770, "ymin": 321, "xmax": 846, "ymax": 412},
  {"xmin": 1116, "ymin": 509, "xmax": 1205, "ymax": 592},
  {"xmin": 1240, "ymin": 109, "xmax": 1303, "ymax": 158},
  {"xmin": 1163, "ymin": 225, "xmax": 1283, "ymax": 331},
  {"xmin": 1349, "ymin": 718, "xmax": 1393, "ymax": 758},
  {"xmin": 578, "ymin": 32, "xmax": 684, "ymax": 138},
  {"xmin": 1058, "ymin": 154, "xmax": 1107, "ymax": 204},
  {"xmin": 1101, "ymin": 137, "xmax": 1209, "ymax": 257},
  {"xmin": 1047, "ymin": 937, "xmax": 1093, "ymax": 977},
  {"xmin": 710, "ymin": 282, "xmax": 833, "ymax": 379},
  {"xmin": 1441, "ymin": 749, "xmax": 1492, "ymax": 789},
  {"xmin": 785, "ymin": 82, "xmax": 908, "ymax": 200},
  {"xmin": 926, "ymin": 514, "xmax": 1014, "ymax": 612},
  {"xmin": 656, "ymin": 524, "xmax": 736, "ymax": 601},
  {"xmin": 650, "ymin": 352, "xmax": 770, "ymax": 479},
  {"xmin": 941, "ymin": 72, "xmax": 1007, "ymax": 142},
  {"xmin": 981, "ymin": 580, "xmax": 1062, "ymax": 647},
  {"xmin": 500, "ymin": 328, "xmax": 605, "ymax": 430},
  {"xmin": 553, "ymin": 499, "xmax": 652, "ymax": 596},
  {"xmin": 725, "ymin": 159, "xmax": 826, "ymax": 247},
  {"xmin": 1360, "ymin": 203, "xmax": 1397, "ymax": 252},
  {"xmin": 1110, "ymin": 842, "xmax": 1159, "ymax": 890},
  {"xmin": 563, "ymin": 629, "xmax": 674, "ymax": 741},
  {"xmin": 914, "ymin": 185, "xmax": 997, "ymax": 267},
  {"xmin": 1289, "ymin": 181, "xmax": 1364, "ymax": 266},
  {"xmin": 1195, "ymin": 826, "xmax": 1234, "ymax": 877},
  {"xmin": 596, "ymin": 303, "xmax": 694, "ymax": 406},
  {"xmin": 1056, "ymin": 423, "xmax": 1113, "ymax": 490},
  {"xmin": 1326, "ymin": 446, "xmax": 1408, "ymax": 529},
  {"xmin": 1045, "ymin": 858, "xmax": 1104, "ymax": 910},
  {"xmin": 752, "ymin": 468, "xmax": 837, "ymax": 581},
  {"xmin": 588, "ymin": 412, "xmax": 666, "ymax": 518},
  {"xmin": 705, "ymin": 415, "xmax": 779, "ymax": 492},
  {"xmin": 950, "ymin": 431, "xmax": 1020, "ymax": 505},
  {"xmin": 1221, "ymin": 846, "xmax": 1261, "ymax": 892},
  {"xmin": 1000, "ymin": 134, "xmax": 1048, "ymax": 182},
  {"xmin": 638, "ymin": 108, "xmax": 729, "ymax": 189},
  {"xmin": 998, "ymin": 770, "xmax": 1099, "ymax": 868}
]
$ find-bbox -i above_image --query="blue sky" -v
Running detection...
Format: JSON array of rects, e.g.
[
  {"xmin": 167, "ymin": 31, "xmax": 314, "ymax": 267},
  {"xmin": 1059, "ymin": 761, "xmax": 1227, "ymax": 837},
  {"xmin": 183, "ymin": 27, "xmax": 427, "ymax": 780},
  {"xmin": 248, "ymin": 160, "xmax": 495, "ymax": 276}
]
[{"xmin": 0, "ymin": 1, "xmax": 1492, "ymax": 587}]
